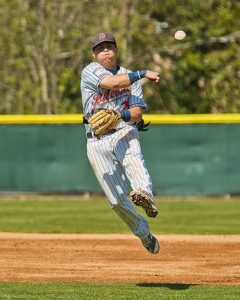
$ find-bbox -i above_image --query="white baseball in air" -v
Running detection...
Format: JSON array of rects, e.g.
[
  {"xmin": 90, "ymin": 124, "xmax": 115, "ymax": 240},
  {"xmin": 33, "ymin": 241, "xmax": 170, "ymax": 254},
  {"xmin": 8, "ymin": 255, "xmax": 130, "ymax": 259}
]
[{"xmin": 174, "ymin": 30, "xmax": 186, "ymax": 40}]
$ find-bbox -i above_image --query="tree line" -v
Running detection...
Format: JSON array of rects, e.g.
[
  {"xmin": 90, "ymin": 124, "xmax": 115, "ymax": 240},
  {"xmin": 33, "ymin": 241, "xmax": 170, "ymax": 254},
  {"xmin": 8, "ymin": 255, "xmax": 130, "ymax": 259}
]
[{"xmin": 0, "ymin": 0, "xmax": 239, "ymax": 114}]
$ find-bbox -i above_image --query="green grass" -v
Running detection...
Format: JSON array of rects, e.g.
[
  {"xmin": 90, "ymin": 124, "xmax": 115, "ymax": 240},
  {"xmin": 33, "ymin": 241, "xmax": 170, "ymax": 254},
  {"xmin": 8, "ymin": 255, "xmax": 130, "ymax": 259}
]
[
  {"xmin": 0, "ymin": 197, "xmax": 239, "ymax": 234},
  {"xmin": 0, "ymin": 282, "xmax": 239, "ymax": 300}
]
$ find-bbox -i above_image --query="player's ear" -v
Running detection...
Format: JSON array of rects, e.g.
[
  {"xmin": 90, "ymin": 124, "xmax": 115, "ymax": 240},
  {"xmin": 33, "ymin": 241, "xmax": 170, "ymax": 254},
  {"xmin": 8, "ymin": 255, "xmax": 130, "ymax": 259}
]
[{"xmin": 92, "ymin": 52, "xmax": 96, "ymax": 59}]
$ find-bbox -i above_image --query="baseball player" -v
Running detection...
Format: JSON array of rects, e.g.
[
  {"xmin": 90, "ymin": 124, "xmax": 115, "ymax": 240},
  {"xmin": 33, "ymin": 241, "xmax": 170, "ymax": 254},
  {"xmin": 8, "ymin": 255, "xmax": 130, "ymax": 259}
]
[{"xmin": 80, "ymin": 32, "xmax": 160, "ymax": 254}]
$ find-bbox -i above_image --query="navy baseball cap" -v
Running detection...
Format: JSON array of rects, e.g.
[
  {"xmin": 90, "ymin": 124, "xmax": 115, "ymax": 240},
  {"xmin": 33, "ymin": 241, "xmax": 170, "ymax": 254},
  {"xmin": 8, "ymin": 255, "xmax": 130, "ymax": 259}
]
[{"xmin": 91, "ymin": 32, "xmax": 116, "ymax": 49}]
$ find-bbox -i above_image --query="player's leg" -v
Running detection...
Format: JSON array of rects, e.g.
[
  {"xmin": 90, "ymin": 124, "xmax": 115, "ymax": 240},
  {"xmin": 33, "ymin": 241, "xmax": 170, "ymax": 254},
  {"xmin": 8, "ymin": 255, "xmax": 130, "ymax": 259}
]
[
  {"xmin": 114, "ymin": 126, "xmax": 158, "ymax": 218},
  {"xmin": 87, "ymin": 138, "xmax": 151, "ymax": 241}
]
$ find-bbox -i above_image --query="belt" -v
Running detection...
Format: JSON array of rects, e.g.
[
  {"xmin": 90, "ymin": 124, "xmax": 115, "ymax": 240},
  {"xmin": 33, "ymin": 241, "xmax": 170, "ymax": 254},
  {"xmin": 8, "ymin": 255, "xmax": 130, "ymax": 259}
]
[
  {"xmin": 86, "ymin": 132, "xmax": 94, "ymax": 139},
  {"xmin": 86, "ymin": 129, "xmax": 117, "ymax": 139}
]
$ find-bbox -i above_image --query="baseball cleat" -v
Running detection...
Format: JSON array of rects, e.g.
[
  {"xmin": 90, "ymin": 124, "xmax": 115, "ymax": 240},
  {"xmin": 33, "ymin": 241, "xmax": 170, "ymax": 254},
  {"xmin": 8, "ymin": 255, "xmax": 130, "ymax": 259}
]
[
  {"xmin": 130, "ymin": 190, "xmax": 158, "ymax": 218},
  {"xmin": 141, "ymin": 234, "xmax": 160, "ymax": 254}
]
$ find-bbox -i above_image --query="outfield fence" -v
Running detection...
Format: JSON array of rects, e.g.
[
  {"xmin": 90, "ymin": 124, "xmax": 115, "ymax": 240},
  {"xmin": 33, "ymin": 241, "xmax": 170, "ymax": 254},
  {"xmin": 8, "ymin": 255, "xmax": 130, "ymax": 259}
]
[{"xmin": 0, "ymin": 114, "xmax": 240, "ymax": 196}]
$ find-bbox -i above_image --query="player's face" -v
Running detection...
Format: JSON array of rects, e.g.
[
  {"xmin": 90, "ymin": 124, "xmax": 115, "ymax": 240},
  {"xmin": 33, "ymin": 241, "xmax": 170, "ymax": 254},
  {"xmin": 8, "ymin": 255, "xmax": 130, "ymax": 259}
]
[{"xmin": 92, "ymin": 42, "xmax": 118, "ymax": 65}]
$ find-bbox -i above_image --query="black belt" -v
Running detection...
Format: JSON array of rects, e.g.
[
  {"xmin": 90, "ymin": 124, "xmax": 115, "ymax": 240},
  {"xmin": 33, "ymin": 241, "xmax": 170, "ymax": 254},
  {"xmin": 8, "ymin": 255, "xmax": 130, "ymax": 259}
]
[
  {"xmin": 86, "ymin": 129, "xmax": 117, "ymax": 139},
  {"xmin": 86, "ymin": 132, "xmax": 94, "ymax": 138}
]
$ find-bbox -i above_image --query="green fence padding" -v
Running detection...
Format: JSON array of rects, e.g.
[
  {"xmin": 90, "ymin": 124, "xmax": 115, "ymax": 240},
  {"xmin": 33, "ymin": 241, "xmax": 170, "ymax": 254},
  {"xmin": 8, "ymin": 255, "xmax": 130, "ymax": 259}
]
[
  {"xmin": 0, "ymin": 125, "xmax": 100, "ymax": 193},
  {"xmin": 0, "ymin": 124, "xmax": 239, "ymax": 195},
  {"xmin": 140, "ymin": 124, "xmax": 240, "ymax": 195}
]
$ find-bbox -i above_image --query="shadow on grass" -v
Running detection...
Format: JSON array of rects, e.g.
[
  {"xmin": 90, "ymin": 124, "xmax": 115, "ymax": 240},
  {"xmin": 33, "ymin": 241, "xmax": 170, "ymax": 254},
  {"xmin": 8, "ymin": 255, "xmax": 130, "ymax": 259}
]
[{"xmin": 136, "ymin": 283, "xmax": 197, "ymax": 290}]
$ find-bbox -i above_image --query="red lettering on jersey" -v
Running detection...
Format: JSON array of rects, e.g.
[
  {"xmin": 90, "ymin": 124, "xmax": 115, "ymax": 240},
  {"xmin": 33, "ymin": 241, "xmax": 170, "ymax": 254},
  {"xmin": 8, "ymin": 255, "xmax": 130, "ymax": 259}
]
[
  {"xmin": 92, "ymin": 87, "xmax": 131, "ymax": 106},
  {"xmin": 102, "ymin": 90, "xmax": 110, "ymax": 102},
  {"xmin": 92, "ymin": 94, "xmax": 101, "ymax": 105}
]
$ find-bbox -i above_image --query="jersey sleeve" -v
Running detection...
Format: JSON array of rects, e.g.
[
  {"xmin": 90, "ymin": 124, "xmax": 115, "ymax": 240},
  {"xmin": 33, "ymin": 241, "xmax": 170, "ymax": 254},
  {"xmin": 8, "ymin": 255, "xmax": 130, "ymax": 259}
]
[
  {"xmin": 129, "ymin": 80, "xmax": 148, "ymax": 110},
  {"xmin": 81, "ymin": 62, "xmax": 111, "ymax": 89}
]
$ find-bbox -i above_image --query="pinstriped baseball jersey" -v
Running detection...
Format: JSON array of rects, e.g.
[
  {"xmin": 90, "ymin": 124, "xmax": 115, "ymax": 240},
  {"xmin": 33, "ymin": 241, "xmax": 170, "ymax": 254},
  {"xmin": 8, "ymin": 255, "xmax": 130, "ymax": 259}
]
[
  {"xmin": 81, "ymin": 62, "xmax": 147, "ymax": 134},
  {"xmin": 80, "ymin": 61, "xmax": 153, "ymax": 242}
]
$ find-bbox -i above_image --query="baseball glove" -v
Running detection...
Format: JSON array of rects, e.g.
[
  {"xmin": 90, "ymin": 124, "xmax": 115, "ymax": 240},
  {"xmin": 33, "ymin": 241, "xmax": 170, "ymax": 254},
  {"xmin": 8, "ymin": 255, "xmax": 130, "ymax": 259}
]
[{"xmin": 88, "ymin": 108, "xmax": 121, "ymax": 138}]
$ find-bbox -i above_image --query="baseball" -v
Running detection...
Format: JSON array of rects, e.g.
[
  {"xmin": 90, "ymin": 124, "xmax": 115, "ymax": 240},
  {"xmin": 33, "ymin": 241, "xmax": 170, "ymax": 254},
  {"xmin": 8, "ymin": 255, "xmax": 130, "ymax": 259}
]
[{"xmin": 174, "ymin": 30, "xmax": 186, "ymax": 40}]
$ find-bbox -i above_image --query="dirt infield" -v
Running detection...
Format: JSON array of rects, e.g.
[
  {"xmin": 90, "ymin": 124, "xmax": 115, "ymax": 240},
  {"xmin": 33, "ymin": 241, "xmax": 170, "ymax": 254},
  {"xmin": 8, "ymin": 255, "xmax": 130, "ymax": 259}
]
[{"xmin": 0, "ymin": 233, "xmax": 239, "ymax": 285}]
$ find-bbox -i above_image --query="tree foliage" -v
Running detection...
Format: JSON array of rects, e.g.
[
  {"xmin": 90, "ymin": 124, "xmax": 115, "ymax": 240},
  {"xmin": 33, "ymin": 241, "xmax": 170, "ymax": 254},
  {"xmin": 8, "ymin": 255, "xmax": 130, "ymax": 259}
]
[{"xmin": 0, "ymin": 0, "xmax": 239, "ymax": 114}]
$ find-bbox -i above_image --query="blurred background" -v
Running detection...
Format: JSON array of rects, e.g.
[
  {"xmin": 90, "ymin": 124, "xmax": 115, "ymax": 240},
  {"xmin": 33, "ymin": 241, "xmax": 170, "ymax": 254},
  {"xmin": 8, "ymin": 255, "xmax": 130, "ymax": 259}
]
[
  {"xmin": 0, "ymin": 0, "xmax": 240, "ymax": 196},
  {"xmin": 1, "ymin": 0, "xmax": 240, "ymax": 114}
]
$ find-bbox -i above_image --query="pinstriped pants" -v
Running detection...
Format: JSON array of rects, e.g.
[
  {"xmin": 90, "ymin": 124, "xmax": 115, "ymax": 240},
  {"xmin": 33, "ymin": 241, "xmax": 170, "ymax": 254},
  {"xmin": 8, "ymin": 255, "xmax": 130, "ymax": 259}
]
[{"xmin": 87, "ymin": 125, "xmax": 153, "ymax": 240}]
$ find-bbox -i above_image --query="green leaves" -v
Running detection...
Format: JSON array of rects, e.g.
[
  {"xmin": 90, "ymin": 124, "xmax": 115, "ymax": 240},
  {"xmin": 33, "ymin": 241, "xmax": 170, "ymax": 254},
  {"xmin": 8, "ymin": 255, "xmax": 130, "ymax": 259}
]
[{"xmin": 0, "ymin": 0, "xmax": 239, "ymax": 113}]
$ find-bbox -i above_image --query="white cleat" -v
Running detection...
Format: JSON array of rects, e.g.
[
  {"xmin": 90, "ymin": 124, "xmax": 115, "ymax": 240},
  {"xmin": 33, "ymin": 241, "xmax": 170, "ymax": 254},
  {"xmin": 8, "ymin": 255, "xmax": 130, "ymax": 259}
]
[{"xmin": 130, "ymin": 190, "xmax": 158, "ymax": 218}]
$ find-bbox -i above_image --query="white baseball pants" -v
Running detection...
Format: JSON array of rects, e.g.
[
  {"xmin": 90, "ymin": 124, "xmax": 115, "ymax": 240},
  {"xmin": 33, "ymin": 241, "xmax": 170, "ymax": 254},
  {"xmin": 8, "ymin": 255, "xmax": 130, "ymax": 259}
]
[{"xmin": 87, "ymin": 125, "xmax": 153, "ymax": 240}]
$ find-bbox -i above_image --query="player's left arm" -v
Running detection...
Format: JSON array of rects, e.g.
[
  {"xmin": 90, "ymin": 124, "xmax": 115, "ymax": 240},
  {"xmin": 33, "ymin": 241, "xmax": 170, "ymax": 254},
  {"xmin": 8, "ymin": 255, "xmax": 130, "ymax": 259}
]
[{"xmin": 128, "ymin": 107, "xmax": 143, "ymax": 122}]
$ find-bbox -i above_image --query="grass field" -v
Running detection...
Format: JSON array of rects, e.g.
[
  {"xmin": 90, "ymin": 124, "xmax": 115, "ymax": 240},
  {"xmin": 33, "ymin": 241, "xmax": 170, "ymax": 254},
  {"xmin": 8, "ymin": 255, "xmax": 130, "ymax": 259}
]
[
  {"xmin": 0, "ymin": 282, "xmax": 240, "ymax": 300},
  {"xmin": 0, "ymin": 196, "xmax": 239, "ymax": 299},
  {"xmin": 0, "ymin": 196, "xmax": 239, "ymax": 234}
]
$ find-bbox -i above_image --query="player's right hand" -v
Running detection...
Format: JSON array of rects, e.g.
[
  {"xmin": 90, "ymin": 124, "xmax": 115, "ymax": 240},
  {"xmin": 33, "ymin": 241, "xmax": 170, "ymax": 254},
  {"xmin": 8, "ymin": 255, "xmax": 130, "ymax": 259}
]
[{"xmin": 145, "ymin": 71, "xmax": 160, "ymax": 83}]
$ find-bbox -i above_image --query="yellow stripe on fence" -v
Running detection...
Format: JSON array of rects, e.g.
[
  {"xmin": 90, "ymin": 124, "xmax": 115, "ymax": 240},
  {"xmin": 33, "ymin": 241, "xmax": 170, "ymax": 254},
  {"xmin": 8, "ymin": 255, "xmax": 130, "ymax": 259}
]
[
  {"xmin": 143, "ymin": 114, "xmax": 240, "ymax": 124},
  {"xmin": 0, "ymin": 114, "xmax": 83, "ymax": 124},
  {"xmin": 1, "ymin": 114, "xmax": 240, "ymax": 124}
]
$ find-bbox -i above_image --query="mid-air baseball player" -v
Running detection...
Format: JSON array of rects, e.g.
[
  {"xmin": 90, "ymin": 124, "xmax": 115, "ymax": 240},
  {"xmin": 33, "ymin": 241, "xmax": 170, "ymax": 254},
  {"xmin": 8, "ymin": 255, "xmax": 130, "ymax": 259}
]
[{"xmin": 80, "ymin": 32, "xmax": 160, "ymax": 254}]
